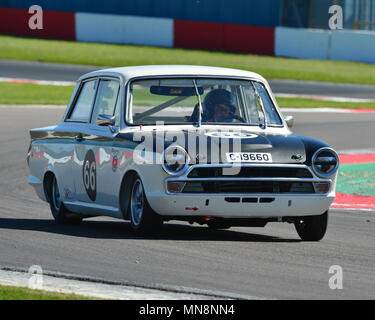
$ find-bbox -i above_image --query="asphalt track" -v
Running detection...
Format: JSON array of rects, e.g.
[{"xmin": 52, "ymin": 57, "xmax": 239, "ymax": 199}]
[
  {"xmin": 1, "ymin": 59, "xmax": 375, "ymax": 99},
  {"xmin": 0, "ymin": 105, "xmax": 374, "ymax": 299}
]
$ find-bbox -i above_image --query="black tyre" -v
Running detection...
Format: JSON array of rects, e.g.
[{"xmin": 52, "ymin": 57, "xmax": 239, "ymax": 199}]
[
  {"xmin": 48, "ymin": 175, "xmax": 82, "ymax": 225},
  {"xmin": 128, "ymin": 175, "xmax": 163, "ymax": 235},
  {"xmin": 294, "ymin": 211, "xmax": 328, "ymax": 241}
]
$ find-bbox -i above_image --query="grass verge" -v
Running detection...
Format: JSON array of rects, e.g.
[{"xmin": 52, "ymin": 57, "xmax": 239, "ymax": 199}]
[
  {"xmin": 1, "ymin": 35, "xmax": 375, "ymax": 85},
  {"xmin": 276, "ymin": 97, "xmax": 375, "ymax": 109},
  {"xmin": 1, "ymin": 82, "xmax": 374, "ymax": 109},
  {"xmin": 0, "ymin": 284, "xmax": 97, "ymax": 300},
  {"xmin": 0, "ymin": 82, "xmax": 74, "ymax": 105}
]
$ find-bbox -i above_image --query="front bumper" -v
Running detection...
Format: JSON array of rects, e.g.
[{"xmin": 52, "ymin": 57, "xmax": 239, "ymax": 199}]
[
  {"xmin": 147, "ymin": 192, "xmax": 335, "ymax": 218},
  {"xmin": 146, "ymin": 163, "xmax": 336, "ymax": 218}
]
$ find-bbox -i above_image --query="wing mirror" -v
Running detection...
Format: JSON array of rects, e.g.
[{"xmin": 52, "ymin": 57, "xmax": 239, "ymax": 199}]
[
  {"xmin": 97, "ymin": 114, "xmax": 116, "ymax": 126},
  {"xmin": 284, "ymin": 115, "xmax": 294, "ymax": 128}
]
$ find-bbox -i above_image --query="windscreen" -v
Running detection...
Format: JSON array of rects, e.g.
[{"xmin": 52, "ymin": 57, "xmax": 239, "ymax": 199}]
[{"xmin": 127, "ymin": 78, "xmax": 282, "ymax": 126}]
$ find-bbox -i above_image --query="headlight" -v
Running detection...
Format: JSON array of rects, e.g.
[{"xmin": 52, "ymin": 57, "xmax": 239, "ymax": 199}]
[
  {"xmin": 161, "ymin": 145, "xmax": 190, "ymax": 176},
  {"xmin": 312, "ymin": 147, "xmax": 339, "ymax": 177}
]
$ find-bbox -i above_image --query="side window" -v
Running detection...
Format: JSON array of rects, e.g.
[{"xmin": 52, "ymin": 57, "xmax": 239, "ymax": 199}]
[
  {"xmin": 68, "ymin": 80, "xmax": 97, "ymax": 122},
  {"xmin": 91, "ymin": 79, "xmax": 120, "ymax": 125}
]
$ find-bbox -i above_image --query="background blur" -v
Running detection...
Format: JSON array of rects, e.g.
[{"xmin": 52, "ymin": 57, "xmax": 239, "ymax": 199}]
[{"xmin": 0, "ymin": 0, "xmax": 374, "ymax": 63}]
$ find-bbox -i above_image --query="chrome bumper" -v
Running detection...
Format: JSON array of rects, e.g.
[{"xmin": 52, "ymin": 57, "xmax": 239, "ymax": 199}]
[
  {"xmin": 148, "ymin": 163, "xmax": 335, "ymax": 218},
  {"xmin": 147, "ymin": 192, "xmax": 334, "ymax": 218}
]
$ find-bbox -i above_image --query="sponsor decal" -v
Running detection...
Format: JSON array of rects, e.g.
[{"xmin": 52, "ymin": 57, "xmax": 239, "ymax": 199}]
[
  {"xmin": 111, "ymin": 149, "xmax": 120, "ymax": 172},
  {"xmin": 291, "ymin": 153, "xmax": 303, "ymax": 161},
  {"xmin": 63, "ymin": 186, "xmax": 74, "ymax": 200},
  {"xmin": 205, "ymin": 132, "xmax": 258, "ymax": 139}
]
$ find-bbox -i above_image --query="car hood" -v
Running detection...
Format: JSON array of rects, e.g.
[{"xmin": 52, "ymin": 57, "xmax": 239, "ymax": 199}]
[
  {"xmin": 184, "ymin": 129, "xmax": 306, "ymax": 164},
  {"xmin": 119, "ymin": 127, "xmax": 308, "ymax": 164}
]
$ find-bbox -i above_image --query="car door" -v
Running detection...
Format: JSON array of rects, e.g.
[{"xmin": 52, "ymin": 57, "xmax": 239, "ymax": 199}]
[
  {"xmin": 73, "ymin": 77, "xmax": 121, "ymax": 209},
  {"xmin": 64, "ymin": 78, "xmax": 98, "ymax": 205}
]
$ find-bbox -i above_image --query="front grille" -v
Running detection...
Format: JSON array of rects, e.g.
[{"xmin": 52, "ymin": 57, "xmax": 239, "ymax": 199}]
[
  {"xmin": 166, "ymin": 165, "xmax": 326, "ymax": 195},
  {"xmin": 188, "ymin": 166, "xmax": 312, "ymax": 178},
  {"xmin": 182, "ymin": 181, "xmax": 315, "ymax": 194}
]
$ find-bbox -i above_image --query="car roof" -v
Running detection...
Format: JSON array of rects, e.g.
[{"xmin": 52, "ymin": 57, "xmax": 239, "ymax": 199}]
[{"xmin": 77, "ymin": 65, "xmax": 266, "ymax": 83}]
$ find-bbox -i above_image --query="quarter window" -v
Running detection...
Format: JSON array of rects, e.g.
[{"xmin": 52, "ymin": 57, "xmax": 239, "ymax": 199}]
[
  {"xmin": 69, "ymin": 80, "xmax": 97, "ymax": 122},
  {"xmin": 91, "ymin": 79, "xmax": 120, "ymax": 124}
]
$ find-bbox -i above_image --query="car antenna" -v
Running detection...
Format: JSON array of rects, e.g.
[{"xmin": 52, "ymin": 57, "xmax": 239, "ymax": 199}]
[{"xmin": 192, "ymin": 79, "xmax": 202, "ymax": 127}]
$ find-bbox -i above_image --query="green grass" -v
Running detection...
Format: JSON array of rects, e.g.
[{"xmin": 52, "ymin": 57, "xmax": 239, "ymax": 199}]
[
  {"xmin": 0, "ymin": 82, "xmax": 74, "ymax": 105},
  {"xmin": 1, "ymin": 82, "xmax": 374, "ymax": 110},
  {"xmin": 0, "ymin": 284, "xmax": 98, "ymax": 300},
  {"xmin": 276, "ymin": 97, "xmax": 375, "ymax": 109},
  {"xmin": 2, "ymin": 35, "xmax": 375, "ymax": 85}
]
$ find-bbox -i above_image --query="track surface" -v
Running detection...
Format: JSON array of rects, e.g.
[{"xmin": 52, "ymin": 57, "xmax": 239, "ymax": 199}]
[
  {"xmin": 0, "ymin": 106, "xmax": 374, "ymax": 299},
  {"xmin": 2, "ymin": 59, "xmax": 375, "ymax": 99}
]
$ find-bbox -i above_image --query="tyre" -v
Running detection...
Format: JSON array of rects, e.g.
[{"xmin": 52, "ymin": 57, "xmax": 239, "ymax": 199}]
[
  {"xmin": 128, "ymin": 175, "xmax": 163, "ymax": 235},
  {"xmin": 48, "ymin": 175, "xmax": 82, "ymax": 225},
  {"xmin": 294, "ymin": 211, "xmax": 328, "ymax": 241}
]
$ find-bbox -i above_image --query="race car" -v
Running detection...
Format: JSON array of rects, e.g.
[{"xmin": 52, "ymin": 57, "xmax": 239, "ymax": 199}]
[{"xmin": 27, "ymin": 65, "xmax": 339, "ymax": 240}]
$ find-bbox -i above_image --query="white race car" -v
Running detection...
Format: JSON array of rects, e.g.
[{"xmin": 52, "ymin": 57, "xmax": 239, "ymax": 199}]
[{"xmin": 27, "ymin": 65, "xmax": 339, "ymax": 240}]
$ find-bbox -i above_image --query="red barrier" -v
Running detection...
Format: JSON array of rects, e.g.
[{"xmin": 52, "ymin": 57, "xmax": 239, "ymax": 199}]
[
  {"xmin": 0, "ymin": 7, "xmax": 75, "ymax": 40},
  {"xmin": 174, "ymin": 20, "xmax": 224, "ymax": 51},
  {"xmin": 224, "ymin": 24, "xmax": 274, "ymax": 55},
  {"xmin": 0, "ymin": 8, "xmax": 273, "ymax": 54},
  {"xmin": 174, "ymin": 19, "xmax": 274, "ymax": 55}
]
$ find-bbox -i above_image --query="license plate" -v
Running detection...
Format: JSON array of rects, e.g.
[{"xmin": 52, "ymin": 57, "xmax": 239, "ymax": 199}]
[{"xmin": 226, "ymin": 152, "xmax": 272, "ymax": 163}]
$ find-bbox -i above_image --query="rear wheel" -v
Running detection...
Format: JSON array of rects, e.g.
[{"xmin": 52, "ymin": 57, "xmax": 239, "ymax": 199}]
[
  {"xmin": 48, "ymin": 175, "xmax": 82, "ymax": 225},
  {"xmin": 129, "ymin": 175, "xmax": 163, "ymax": 235},
  {"xmin": 294, "ymin": 211, "xmax": 328, "ymax": 241}
]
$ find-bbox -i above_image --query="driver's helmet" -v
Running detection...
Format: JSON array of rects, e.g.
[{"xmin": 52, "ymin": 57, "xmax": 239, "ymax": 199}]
[{"xmin": 202, "ymin": 89, "xmax": 237, "ymax": 122}]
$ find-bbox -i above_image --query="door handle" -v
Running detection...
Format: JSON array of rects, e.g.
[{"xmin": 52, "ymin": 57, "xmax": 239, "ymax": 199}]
[{"xmin": 74, "ymin": 135, "xmax": 84, "ymax": 142}]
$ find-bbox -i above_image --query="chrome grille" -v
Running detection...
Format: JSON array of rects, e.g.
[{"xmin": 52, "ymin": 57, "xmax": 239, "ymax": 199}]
[
  {"xmin": 182, "ymin": 181, "xmax": 315, "ymax": 193},
  {"xmin": 166, "ymin": 164, "xmax": 330, "ymax": 195},
  {"xmin": 188, "ymin": 166, "xmax": 313, "ymax": 178}
]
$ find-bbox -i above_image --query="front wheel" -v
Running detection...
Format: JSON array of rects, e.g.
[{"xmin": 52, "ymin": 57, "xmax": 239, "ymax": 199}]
[
  {"xmin": 129, "ymin": 175, "xmax": 163, "ymax": 235},
  {"xmin": 294, "ymin": 211, "xmax": 328, "ymax": 241}
]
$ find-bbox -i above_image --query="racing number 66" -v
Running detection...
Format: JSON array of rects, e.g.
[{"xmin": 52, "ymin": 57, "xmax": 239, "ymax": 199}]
[
  {"xmin": 82, "ymin": 150, "xmax": 96, "ymax": 201},
  {"xmin": 84, "ymin": 161, "xmax": 95, "ymax": 191}
]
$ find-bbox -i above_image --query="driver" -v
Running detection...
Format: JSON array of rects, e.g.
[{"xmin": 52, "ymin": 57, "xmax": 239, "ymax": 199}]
[{"xmin": 202, "ymin": 89, "xmax": 237, "ymax": 122}]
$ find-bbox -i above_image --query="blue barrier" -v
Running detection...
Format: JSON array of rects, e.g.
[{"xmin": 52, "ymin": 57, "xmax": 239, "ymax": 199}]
[{"xmin": 0, "ymin": 0, "xmax": 282, "ymax": 27}]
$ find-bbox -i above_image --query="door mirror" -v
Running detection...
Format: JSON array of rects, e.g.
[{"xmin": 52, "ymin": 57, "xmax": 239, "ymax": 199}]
[
  {"xmin": 97, "ymin": 114, "xmax": 116, "ymax": 126},
  {"xmin": 284, "ymin": 115, "xmax": 294, "ymax": 128}
]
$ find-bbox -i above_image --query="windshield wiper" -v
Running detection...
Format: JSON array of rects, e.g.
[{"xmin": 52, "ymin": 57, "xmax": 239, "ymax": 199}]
[{"xmin": 192, "ymin": 79, "xmax": 203, "ymax": 127}]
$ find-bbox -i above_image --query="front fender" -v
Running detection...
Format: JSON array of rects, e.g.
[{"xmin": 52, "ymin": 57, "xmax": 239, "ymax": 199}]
[{"xmin": 299, "ymin": 135, "xmax": 332, "ymax": 166}]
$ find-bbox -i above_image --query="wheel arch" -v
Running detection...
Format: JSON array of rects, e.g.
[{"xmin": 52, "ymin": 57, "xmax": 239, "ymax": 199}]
[
  {"xmin": 118, "ymin": 169, "xmax": 140, "ymax": 220},
  {"xmin": 299, "ymin": 136, "xmax": 331, "ymax": 166},
  {"xmin": 43, "ymin": 170, "xmax": 55, "ymax": 202}
]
